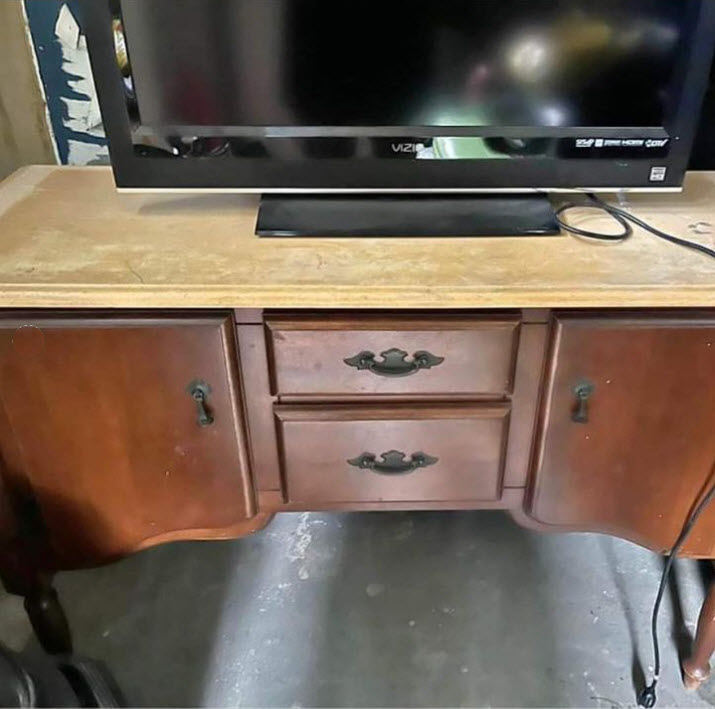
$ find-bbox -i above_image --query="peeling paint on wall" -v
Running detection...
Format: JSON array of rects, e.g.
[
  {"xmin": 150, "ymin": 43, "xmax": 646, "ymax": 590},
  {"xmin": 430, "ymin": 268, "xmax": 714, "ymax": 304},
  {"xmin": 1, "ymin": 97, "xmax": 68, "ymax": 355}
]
[
  {"xmin": 24, "ymin": 0, "xmax": 109, "ymax": 166},
  {"xmin": 19, "ymin": 1, "xmax": 60, "ymax": 165},
  {"xmin": 54, "ymin": 5, "xmax": 108, "ymax": 165}
]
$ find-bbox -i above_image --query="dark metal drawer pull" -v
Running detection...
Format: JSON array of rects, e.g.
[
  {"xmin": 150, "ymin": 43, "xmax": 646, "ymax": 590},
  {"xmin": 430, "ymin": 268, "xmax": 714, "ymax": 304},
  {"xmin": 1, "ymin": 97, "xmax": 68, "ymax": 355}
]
[
  {"xmin": 343, "ymin": 348, "xmax": 444, "ymax": 378},
  {"xmin": 572, "ymin": 382, "xmax": 595, "ymax": 424},
  {"xmin": 347, "ymin": 450, "xmax": 439, "ymax": 476},
  {"xmin": 187, "ymin": 380, "xmax": 214, "ymax": 427}
]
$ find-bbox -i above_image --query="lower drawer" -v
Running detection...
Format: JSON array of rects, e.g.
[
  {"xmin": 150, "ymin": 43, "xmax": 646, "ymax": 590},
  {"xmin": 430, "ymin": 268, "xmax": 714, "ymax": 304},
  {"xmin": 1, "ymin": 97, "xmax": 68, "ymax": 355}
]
[{"xmin": 275, "ymin": 404, "xmax": 509, "ymax": 505}]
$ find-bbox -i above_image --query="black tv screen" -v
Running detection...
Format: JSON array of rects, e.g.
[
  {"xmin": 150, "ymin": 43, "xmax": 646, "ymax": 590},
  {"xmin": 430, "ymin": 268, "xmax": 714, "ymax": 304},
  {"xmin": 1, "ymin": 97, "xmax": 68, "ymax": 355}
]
[
  {"xmin": 84, "ymin": 0, "xmax": 715, "ymax": 191},
  {"xmin": 123, "ymin": 0, "xmax": 684, "ymax": 130}
]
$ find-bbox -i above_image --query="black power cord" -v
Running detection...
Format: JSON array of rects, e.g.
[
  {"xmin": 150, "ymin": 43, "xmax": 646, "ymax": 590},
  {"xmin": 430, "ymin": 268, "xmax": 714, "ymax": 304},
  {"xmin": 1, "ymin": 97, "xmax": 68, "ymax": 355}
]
[
  {"xmin": 555, "ymin": 194, "xmax": 715, "ymax": 261},
  {"xmin": 637, "ymin": 479, "xmax": 715, "ymax": 708}
]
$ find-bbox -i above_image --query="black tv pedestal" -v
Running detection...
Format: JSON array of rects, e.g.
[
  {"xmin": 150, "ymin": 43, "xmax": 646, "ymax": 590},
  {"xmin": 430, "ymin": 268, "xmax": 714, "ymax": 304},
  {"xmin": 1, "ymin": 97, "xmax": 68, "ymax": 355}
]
[{"xmin": 256, "ymin": 193, "xmax": 561, "ymax": 238}]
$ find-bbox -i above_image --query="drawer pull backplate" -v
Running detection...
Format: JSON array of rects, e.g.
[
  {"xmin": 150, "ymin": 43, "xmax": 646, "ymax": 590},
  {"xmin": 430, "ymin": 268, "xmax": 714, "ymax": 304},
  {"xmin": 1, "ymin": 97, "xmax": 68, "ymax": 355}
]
[
  {"xmin": 344, "ymin": 348, "xmax": 444, "ymax": 378},
  {"xmin": 187, "ymin": 380, "xmax": 215, "ymax": 427},
  {"xmin": 347, "ymin": 450, "xmax": 439, "ymax": 476},
  {"xmin": 572, "ymin": 382, "xmax": 595, "ymax": 424}
]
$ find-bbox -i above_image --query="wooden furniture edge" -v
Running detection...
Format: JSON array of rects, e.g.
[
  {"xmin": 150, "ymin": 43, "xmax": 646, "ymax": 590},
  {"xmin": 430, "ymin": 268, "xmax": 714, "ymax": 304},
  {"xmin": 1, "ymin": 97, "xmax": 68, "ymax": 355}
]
[{"xmin": 0, "ymin": 286, "xmax": 714, "ymax": 310}]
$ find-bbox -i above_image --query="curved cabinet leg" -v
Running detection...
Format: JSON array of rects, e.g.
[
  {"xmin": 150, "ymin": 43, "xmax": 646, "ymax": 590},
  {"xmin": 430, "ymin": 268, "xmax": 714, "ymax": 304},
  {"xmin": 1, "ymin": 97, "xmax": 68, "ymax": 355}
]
[
  {"xmin": 23, "ymin": 579, "xmax": 73, "ymax": 655},
  {"xmin": 683, "ymin": 579, "xmax": 715, "ymax": 690},
  {"xmin": 0, "ymin": 495, "xmax": 73, "ymax": 655},
  {"xmin": 1, "ymin": 550, "xmax": 73, "ymax": 656}
]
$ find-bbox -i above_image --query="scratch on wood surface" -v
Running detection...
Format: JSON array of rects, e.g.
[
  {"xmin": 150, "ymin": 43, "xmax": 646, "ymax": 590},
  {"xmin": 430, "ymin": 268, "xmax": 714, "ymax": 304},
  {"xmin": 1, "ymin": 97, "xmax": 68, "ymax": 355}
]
[{"xmin": 125, "ymin": 261, "xmax": 145, "ymax": 284}]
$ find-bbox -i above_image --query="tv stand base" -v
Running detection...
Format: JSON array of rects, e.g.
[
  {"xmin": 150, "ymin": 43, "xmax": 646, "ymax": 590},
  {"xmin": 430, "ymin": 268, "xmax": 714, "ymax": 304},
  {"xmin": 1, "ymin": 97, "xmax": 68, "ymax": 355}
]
[{"xmin": 256, "ymin": 193, "xmax": 560, "ymax": 237}]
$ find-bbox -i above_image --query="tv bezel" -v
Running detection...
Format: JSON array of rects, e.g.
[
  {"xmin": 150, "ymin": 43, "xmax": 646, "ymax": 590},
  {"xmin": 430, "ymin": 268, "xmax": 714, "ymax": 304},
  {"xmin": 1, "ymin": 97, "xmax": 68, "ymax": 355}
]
[{"xmin": 84, "ymin": 0, "xmax": 715, "ymax": 193}]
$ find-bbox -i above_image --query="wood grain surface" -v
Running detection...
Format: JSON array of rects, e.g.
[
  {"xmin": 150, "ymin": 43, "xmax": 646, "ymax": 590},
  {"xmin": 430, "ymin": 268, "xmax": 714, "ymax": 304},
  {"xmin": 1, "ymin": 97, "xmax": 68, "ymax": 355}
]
[
  {"xmin": 528, "ymin": 312, "xmax": 715, "ymax": 557},
  {"xmin": 0, "ymin": 314, "xmax": 258, "ymax": 566},
  {"xmin": 266, "ymin": 314, "xmax": 519, "ymax": 397},
  {"xmin": 276, "ymin": 404, "xmax": 510, "ymax": 505},
  {"xmin": 0, "ymin": 166, "xmax": 714, "ymax": 308}
]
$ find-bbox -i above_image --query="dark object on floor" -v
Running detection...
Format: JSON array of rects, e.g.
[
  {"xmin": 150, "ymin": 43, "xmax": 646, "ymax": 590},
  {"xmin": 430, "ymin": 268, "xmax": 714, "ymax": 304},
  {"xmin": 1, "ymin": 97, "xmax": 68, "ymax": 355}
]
[{"xmin": 0, "ymin": 644, "xmax": 124, "ymax": 708}]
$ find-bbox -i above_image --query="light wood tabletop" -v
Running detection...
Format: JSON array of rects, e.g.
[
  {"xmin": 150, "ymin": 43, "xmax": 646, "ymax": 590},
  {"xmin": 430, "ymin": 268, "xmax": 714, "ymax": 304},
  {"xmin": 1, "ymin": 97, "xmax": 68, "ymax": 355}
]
[{"xmin": 0, "ymin": 165, "xmax": 713, "ymax": 309}]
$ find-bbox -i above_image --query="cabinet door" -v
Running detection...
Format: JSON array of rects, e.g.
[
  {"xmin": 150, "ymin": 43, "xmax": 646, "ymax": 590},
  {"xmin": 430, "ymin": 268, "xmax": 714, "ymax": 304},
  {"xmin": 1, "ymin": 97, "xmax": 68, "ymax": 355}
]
[
  {"xmin": 530, "ymin": 314, "xmax": 715, "ymax": 556},
  {"xmin": 0, "ymin": 315, "xmax": 254, "ymax": 566}
]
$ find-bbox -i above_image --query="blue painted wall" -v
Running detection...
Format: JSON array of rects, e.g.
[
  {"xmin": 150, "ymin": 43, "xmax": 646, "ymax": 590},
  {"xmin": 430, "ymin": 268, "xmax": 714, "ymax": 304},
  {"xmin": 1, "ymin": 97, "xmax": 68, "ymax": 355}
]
[{"xmin": 24, "ymin": 0, "xmax": 108, "ymax": 164}]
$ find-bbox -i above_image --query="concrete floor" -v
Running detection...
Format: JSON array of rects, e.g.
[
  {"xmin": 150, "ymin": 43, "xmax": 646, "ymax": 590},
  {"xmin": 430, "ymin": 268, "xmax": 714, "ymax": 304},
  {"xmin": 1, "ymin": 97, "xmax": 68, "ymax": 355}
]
[{"xmin": 1, "ymin": 510, "xmax": 714, "ymax": 708}]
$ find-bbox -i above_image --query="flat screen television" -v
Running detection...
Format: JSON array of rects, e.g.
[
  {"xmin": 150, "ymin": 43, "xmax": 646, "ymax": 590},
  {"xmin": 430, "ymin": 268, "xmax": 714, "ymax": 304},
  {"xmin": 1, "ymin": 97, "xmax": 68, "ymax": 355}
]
[{"xmin": 83, "ymin": 1, "xmax": 715, "ymax": 235}]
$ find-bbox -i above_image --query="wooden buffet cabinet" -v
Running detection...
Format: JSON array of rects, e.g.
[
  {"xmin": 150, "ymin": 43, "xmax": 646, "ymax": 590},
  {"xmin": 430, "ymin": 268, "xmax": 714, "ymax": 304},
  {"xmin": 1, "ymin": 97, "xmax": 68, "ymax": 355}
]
[{"xmin": 1, "ymin": 167, "xmax": 715, "ymax": 691}]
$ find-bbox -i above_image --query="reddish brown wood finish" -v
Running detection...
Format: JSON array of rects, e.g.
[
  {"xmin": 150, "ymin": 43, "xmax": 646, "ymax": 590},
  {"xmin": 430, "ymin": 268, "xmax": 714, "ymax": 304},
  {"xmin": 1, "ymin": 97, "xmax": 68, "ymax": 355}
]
[
  {"xmin": 237, "ymin": 324, "xmax": 282, "ymax": 492},
  {"xmin": 233, "ymin": 309, "xmax": 264, "ymax": 325},
  {"xmin": 259, "ymin": 487, "xmax": 525, "ymax": 513},
  {"xmin": 266, "ymin": 314, "xmax": 520, "ymax": 399},
  {"xmin": 529, "ymin": 313, "xmax": 715, "ymax": 556},
  {"xmin": 275, "ymin": 404, "xmax": 510, "ymax": 505},
  {"xmin": 683, "ymin": 583, "xmax": 715, "ymax": 690},
  {"xmin": 0, "ymin": 315, "xmax": 258, "ymax": 567},
  {"xmin": 503, "ymin": 324, "xmax": 548, "ymax": 488},
  {"xmin": 683, "ymin": 579, "xmax": 715, "ymax": 690},
  {"xmin": 9, "ymin": 304, "xmax": 715, "ymax": 687}
]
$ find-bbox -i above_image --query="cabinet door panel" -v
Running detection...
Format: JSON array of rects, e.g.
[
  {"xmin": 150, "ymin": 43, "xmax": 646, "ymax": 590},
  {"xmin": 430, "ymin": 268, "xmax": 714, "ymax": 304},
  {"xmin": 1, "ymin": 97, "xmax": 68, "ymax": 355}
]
[
  {"xmin": 530, "ymin": 315, "xmax": 715, "ymax": 556},
  {"xmin": 0, "ymin": 315, "xmax": 254, "ymax": 565}
]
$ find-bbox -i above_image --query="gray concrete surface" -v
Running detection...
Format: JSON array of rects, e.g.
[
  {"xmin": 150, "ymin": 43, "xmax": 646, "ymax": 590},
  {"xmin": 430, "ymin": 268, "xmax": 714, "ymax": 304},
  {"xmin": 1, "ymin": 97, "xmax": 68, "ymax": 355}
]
[{"xmin": 1, "ymin": 511, "xmax": 714, "ymax": 707}]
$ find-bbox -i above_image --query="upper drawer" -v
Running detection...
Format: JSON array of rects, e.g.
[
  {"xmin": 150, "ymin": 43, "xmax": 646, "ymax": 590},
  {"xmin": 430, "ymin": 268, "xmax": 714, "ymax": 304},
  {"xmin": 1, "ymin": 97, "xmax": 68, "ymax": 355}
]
[{"xmin": 266, "ymin": 314, "xmax": 520, "ymax": 397}]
